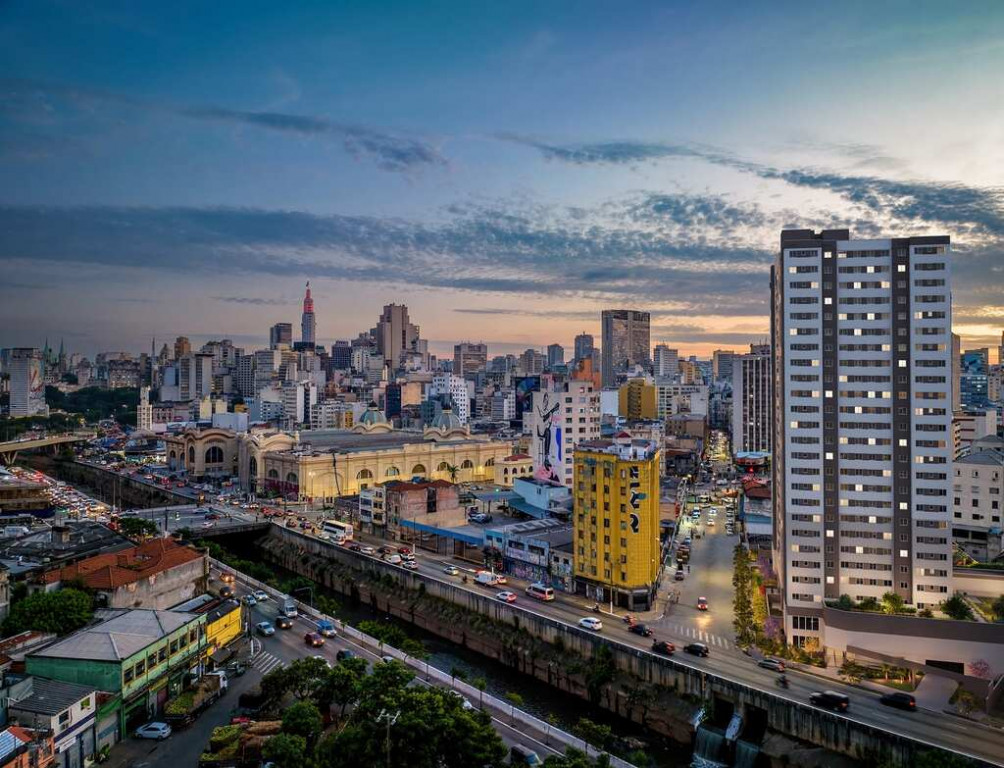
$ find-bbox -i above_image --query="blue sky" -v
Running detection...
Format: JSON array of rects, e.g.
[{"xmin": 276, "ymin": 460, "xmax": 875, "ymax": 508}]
[{"xmin": 2, "ymin": 1, "xmax": 1003, "ymax": 358}]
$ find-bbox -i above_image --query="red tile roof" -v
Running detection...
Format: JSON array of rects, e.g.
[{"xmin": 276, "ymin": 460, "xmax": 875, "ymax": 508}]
[{"xmin": 42, "ymin": 538, "xmax": 203, "ymax": 590}]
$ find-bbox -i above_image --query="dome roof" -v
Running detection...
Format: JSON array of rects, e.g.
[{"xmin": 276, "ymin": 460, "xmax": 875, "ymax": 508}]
[
  {"xmin": 358, "ymin": 403, "xmax": 388, "ymax": 426},
  {"xmin": 430, "ymin": 404, "xmax": 463, "ymax": 431}
]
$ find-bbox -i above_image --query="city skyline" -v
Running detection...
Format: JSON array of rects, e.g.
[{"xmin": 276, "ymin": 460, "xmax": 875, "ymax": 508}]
[{"xmin": 2, "ymin": 2, "xmax": 1003, "ymax": 356}]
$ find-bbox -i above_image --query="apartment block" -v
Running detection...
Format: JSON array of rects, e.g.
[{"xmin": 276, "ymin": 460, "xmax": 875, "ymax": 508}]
[
  {"xmin": 773, "ymin": 230, "xmax": 953, "ymax": 648},
  {"xmin": 731, "ymin": 345, "xmax": 771, "ymax": 454}
]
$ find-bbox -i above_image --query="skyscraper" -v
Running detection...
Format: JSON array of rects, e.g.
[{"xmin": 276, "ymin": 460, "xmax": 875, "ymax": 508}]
[
  {"xmin": 712, "ymin": 350, "xmax": 735, "ymax": 382},
  {"xmin": 653, "ymin": 344, "xmax": 678, "ymax": 379},
  {"xmin": 574, "ymin": 332, "xmax": 594, "ymax": 364},
  {"xmin": 600, "ymin": 310, "xmax": 650, "ymax": 388},
  {"xmin": 731, "ymin": 344, "xmax": 771, "ymax": 454},
  {"xmin": 772, "ymin": 229, "xmax": 952, "ymax": 650},
  {"xmin": 173, "ymin": 336, "xmax": 191, "ymax": 360},
  {"xmin": 453, "ymin": 342, "xmax": 488, "ymax": 377},
  {"xmin": 8, "ymin": 348, "xmax": 45, "ymax": 417},
  {"xmin": 300, "ymin": 283, "xmax": 316, "ymax": 347},
  {"xmin": 270, "ymin": 323, "xmax": 292, "ymax": 349},
  {"xmin": 372, "ymin": 304, "xmax": 419, "ymax": 368},
  {"xmin": 960, "ymin": 348, "xmax": 990, "ymax": 409},
  {"xmin": 546, "ymin": 343, "xmax": 565, "ymax": 369}
]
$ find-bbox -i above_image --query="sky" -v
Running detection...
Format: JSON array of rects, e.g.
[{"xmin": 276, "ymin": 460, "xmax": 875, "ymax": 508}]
[{"xmin": 1, "ymin": 1, "xmax": 1003, "ymax": 360}]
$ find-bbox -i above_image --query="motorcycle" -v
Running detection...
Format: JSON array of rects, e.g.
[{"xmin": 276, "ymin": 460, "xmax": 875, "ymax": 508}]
[
  {"xmin": 591, "ymin": 604, "xmax": 601, "ymax": 613},
  {"xmin": 622, "ymin": 614, "xmax": 635, "ymax": 625}
]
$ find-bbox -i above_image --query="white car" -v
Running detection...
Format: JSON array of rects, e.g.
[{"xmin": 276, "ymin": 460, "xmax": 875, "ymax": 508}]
[
  {"xmin": 442, "ymin": 565, "xmax": 460, "ymax": 576},
  {"xmin": 252, "ymin": 590, "xmax": 268, "ymax": 601},
  {"xmin": 360, "ymin": 546, "xmax": 376, "ymax": 555},
  {"xmin": 135, "ymin": 722, "xmax": 172, "ymax": 740},
  {"xmin": 578, "ymin": 617, "xmax": 603, "ymax": 631}
]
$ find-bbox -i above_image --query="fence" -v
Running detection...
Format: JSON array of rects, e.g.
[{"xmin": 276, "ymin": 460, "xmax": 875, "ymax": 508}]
[{"xmin": 211, "ymin": 557, "xmax": 637, "ymax": 768}]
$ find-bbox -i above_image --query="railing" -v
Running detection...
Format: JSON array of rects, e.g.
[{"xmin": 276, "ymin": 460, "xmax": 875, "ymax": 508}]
[{"xmin": 211, "ymin": 557, "xmax": 637, "ymax": 768}]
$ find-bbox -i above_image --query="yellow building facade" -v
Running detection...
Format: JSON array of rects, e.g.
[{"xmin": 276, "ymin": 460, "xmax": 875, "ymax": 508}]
[
  {"xmin": 573, "ymin": 437, "xmax": 661, "ymax": 610},
  {"xmin": 618, "ymin": 379, "xmax": 658, "ymax": 421},
  {"xmin": 205, "ymin": 600, "xmax": 243, "ymax": 656}
]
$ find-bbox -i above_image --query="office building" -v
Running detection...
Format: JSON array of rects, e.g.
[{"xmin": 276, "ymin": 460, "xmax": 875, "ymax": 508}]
[
  {"xmin": 574, "ymin": 333, "xmax": 594, "ymax": 364},
  {"xmin": 8, "ymin": 348, "xmax": 46, "ymax": 417},
  {"xmin": 572, "ymin": 436, "xmax": 661, "ymax": 610},
  {"xmin": 269, "ymin": 322, "xmax": 292, "ymax": 349},
  {"xmin": 655, "ymin": 381, "xmax": 708, "ymax": 418},
  {"xmin": 712, "ymin": 350, "xmax": 735, "ymax": 382},
  {"xmin": 618, "ymin": 378, "xmax": 657, "ymax": 420},
  {"xmin": 952, "ymin": 409, "xmax": 998, "ymax": 459},
  {"xmin": 653, "ymin": 344, "xmax": 678, "ymax": 380},
  {"xmin": 773, "ymin": 230, "xmax": 953, "ymax": 650},
  {"xmin": 519, "ymin": 348, "xmax": 546, "ymax": 376},
  {"xmin": 951, "ymin": 333, "xmax": 961, "ymax": 410},
  {"xmin": 300, "ymin": 283, "xmax": 316, "ymax": 347},
  {"xmin": 330, "ymin": 340, "xmax": 352, "ymax": 371},
  {"xmin": 430, "ymin": 374, "xmax": 471, "ymax": 424},
  {"xmin": 601, "ymin": 310, "xmax": 650, "ymax": 388},
  {"xmin": 547, "ymin": 344, "xmax": 565, "ymax": 369},
  {"xmin": 960, "ymin": 348, "xmax": 990, "ymax": 409},
  {"xmin": 372, "ymin": 304, "xmax": 420, "ymax": 369},
  {"xmin": 137, "ymin": 386, "xmax": 153, "ymax": 432},
  {"xmin": 731, "ymin": 344, "xmax": 771, "ymax": 454},
  {"xmin": 178, "ymin": 353, "xmax": 213, "ymax": 402},
  {"xmin": 453, "ymin": 342, "xmax": 488, "ymax": 377},
  {"xmin": 173, "ymin": 336, "xmax": 191, "ymax": 360}
]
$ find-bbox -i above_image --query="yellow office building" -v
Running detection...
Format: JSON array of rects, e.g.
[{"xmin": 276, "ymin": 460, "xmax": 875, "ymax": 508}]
[
  {"xmin": 618, "ymin": 378, "xmax": 658, "ymax": 421},
  {"xmin": 573, "ymin": 436, "xmax": 661, "ymax": 610}
]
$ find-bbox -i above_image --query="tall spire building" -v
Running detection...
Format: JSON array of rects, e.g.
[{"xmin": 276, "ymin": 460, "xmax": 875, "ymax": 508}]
[{"xmin": 301, "ymin": 282, "xmax": 316, "ymax": 347}]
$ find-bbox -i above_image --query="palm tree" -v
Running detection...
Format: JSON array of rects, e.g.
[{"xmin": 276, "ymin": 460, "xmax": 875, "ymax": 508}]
[
  {"xmin": 473, "ymin": 676, "xmax": 487, "ymax": 709},
  {"xmin": 445, "ymin": 463, "xmax": 459, "ymax": 483}
]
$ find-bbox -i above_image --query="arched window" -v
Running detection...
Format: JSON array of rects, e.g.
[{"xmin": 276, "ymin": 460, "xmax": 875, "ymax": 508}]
[
  {"xmin": 437, "ymin": 462, "xmax": 449, "ymax": 472},
  {"xmin": 205, "ymin": 446, "xmax": 224, "ymax": 464},
  {"xmin": 385, "ymin": 466, "xmax": 400, "ymax": 477},
  {"xmin": 187, "ymin": 446, "xmax": 195, "ymax": 465},
  {"xmin": 485, "ymin": 458, "xmax": 495, "ymax": 467},
  {"xmin": 285, "ymin": 472, "xmax": 298, "ymax": 485},
  {"xmin": 169, "ymin": 450, "xmax": 176, "ymax": 460},
  {"xmin": 503, "ymin": 468, "xmax": 509, "ymax": 476},
  {"xmin": 357, "ymin": 468, "xmax": 373, "ymax": 480},
  {"xmin": 461, "ymin": 459, "xmax": 474, "ymax": 469},
  {"xmin": 411, "ymin": 464, "xmax": 427, "ymax": 476},
  {"xmin": 267, "ymin": 468, "xmax": 279, "ymax": 479},
  {"xmin": 249, "ymin": 457, "xmax": 258, "ymax": 479}
]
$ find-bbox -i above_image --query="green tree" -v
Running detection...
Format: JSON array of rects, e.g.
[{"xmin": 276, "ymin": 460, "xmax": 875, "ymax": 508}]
[
  {"xmin": 117, "ymin": 517, "xmax": 159, "ymax": 539},
  {"xmin": 573, "ymin": 717, "xmax": 613, "ymax": 750},
  {"xmin": 472, "ymin": 676, "xmax": 487, "ymax": 709},
  {"xmin": 732, "ymin": 545, "xmax": 755, "ymax": 645},
  {"xmin": 941, "ymin": 595, "xmax": 975, "ymax": 621},
  {"xmin": 504, "ymin": 691, "xmax": 524, "ymax": 722},
  {"xmin": 357, "ymin": 619, "xmax": 429, "ymax": 659},
  {"xmin": 444, "ymin": 463, "xmax": 459, "ymax": 482},
  {"xmin": 261, "ymin": 733, "xmax": 307, "ymax": 768},
  {"xmin": 282, "ymin": 701, "xmax": 322, "ymax": 744},
  {"xmin": 2, "ymin": 588, "xmax": 93, "ymax": 636},
  {"xmin": 991, "ymin": 594, "xmax": 1004, "ymax": 622},
  {"xmin": 321, "ymin": 656, "xmax": 368, "ymax": 716},
  {"xmin": 543, "ymin": 748, "xmax": 612, "ymax": 768},
  {"xmin": 584, "ymin": 644, "xmax": 615, "ymax": 705},
  {"xmin": 880, "ymin": 591, "xmax": 905, "ymax": 615}
]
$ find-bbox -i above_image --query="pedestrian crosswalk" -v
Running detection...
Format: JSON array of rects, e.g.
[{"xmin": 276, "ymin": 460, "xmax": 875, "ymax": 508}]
[
  {"xmin": 251, "ymin": 651, "xmax": 284, "ymax": 675},
  {"xmin": 656, "ymin": 622, "xmax": 732, "ymax": 649}
]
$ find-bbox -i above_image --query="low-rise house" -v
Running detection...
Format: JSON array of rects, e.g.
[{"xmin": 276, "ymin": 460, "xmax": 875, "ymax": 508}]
[
  {"xmin": 0, "ymin": 524, "xmax": 132, "ymax": 582},
  {"xmin": 384, "ymin": 480, "xmax": 462, "ymax": 539},
  {"xmin": 0, "ymin": 726, "xmax": 55, "ymax": 768},
  {"xmin": 33, "ymin": 539, "xmax": 207, "ymax": 610},
  {"xmin": 8, "ymin": 679, "xmax": 97, "ymax": 768},
  {"xmin": 952, "ymin": 434, "xmax": 1004, "ymax": 561},
  {"xmin": 26, "ymin": 609, "xmax": 207, "ymax": 739}
]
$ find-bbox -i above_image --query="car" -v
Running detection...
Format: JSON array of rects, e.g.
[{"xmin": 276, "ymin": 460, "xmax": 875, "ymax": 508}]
[
  {"xmin": 757, "ymin": 657, "xmax": 786, "ymax": 672},
  {"xmin": 220, "ymin": 572, "xmax": 235, "ymax": 583},
  {"xmin": 385, "ymin": 554, "xmax": 402, "ymax": 565},
  {"xmin": 510, "ymin": 744, "xmax": 542, "ymax": 766},
  {"xmin": 360, "ymin": 546, "xmax": 376, "ymax": 555},
  {"xmin": 684, "ymin": 643, "xmax": 710, "ymax": 657},
  {"xmin": 380, "ymin": 655, "xmax": 396, "ymax": 664},
  {"xmin": 651, "ymin": 640, "xmax": 675, "ymax": 655},
  {"xmin": 403, "ymin": 559, "xmax": 419, "ymax": 570},
  {"xmin": 706, "ymin": 519, "xmax": 716, "ymax": 527},
  {"xmin": 304, "ymin": 632, "xmax": 325, "ymax": 648},
  {"xmin": 398, "ymin": 547, "xmax": 412, "ymax": 556},
  {"xmin": 219, "ymin": 585, "xmax": 235, "ymax": 599},
  {"xmin": 810, "ymin": 691, "xmax": 850, "ymax": 712},
  {"xmin": 697, "ymin": 597, "xmax": 708, "ymax": 611},
  {"xmin": 317, "ymin": 619, "xmax": 337, "ymax": 637},
  {"xmin": 496, "ymin": 591, "xmax": 517, "ymax": 603},
  {"xmin": 135, "ymin": 722, "xmax": 172, "ymax": 740},
  {"xmin": 256, "ymin": 621, "xmax": 275, "ymax": 636},
  {"xmin": 628, "ymin": 623, "xmax": 653, "ymax": 637},
  {"xmin": 243, "ymin": 595, "xmax": 257, "ymax": 606},
  {"xmin": 275, "ymin": 616, "xmax": 293, "ymax": 630},
  {"xmin": 674, "ymin": 570, "xmax": 686, "ymax": 581},
  {"xmin": 879, "ymin": 692, "xmax": 916, "ymax": 711},
  {"xmin": 449, "ymin": 691, "xmax": 476, "ymax": 710},
  {"xmin": 346, "ymin": 542, "xmax": 362, "ymax": 551},
  {"xmin": 578, "ymin": 617, "xmax": 603, "ymax": 631},
  {"xmin": 252, "ymin": 589, "xmax": 268, "ymax": 601},
  {"xmin": 379, "ymin": 546, "xmax": 396, "ymax": 555},
  {"xmin": 442, "ymin": 565, "xmax": 460, "ymax": 576},
  {"xmin": 336, "ymin": 649, "xmax": 356, "ymax": 662},
  {"xmin": 311, "ymin": 655, "xmax": 332, "ymax": 668}
]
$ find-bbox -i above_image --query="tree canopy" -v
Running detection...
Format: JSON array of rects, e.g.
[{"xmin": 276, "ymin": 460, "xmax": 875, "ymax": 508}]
[
  {"xmin": 2, "ymin": 588, "xmax": 93, "ymax": 636},
  {"xmin": 117, "ymin": 517, "xmax": 159, "ymax": 539}
]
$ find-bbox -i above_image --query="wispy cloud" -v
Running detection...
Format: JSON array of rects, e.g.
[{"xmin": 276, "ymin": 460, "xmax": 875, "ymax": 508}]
[{"xmin": 213, "ymin": 296, "xmax": 293, "ymax": 306}]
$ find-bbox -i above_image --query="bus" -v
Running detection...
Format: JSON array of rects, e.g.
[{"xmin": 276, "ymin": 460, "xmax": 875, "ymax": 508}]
[
  {"xmin": 321, "ymin": 519, "xmax": 354, "ymax": 542},
  {"xmin": 525, "ymin": 583, "xmax": 555, "ymax": 602}
]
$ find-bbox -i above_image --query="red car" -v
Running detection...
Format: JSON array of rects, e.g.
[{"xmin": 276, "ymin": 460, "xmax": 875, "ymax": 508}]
[
  {"xmin": 697, "ymin": 597, "xmax": 708, "ymax": 611},
  {"xmin": 304, "ymin": 632, "xmax": 324, "ymax": 648},
  {"xmin": 652, "ymin": 640, "xmax": 675, "ymax": 655},
  {"xmin": 398, "ymin": 547, "xmax": 412, "ymax": 556}
]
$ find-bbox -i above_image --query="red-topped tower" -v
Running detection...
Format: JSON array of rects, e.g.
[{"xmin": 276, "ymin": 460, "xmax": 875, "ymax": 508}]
[{"xmin": 301, "ymin": 281, "xmax": 316, "ymax": 347}]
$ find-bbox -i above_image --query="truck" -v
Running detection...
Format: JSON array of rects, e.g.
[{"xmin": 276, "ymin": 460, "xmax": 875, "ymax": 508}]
[
  {"xmin": 474, "ymin": 570, "xmax": 500, "ymax": 587},
  {"xmin": 281, "ymin": 596, "xmax": 297, "ymax": 618},
  {"xmin": 164, "ymin": 672, "xmax": 228, "ymax": 728}
]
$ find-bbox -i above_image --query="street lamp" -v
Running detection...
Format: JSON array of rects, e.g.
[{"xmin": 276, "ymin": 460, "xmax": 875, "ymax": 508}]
[{"xmin": 377, "ymin": 709, "xmax": 400, "ymax": 768}]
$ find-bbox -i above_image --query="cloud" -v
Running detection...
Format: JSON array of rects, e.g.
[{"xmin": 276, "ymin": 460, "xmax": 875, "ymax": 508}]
[
  {"xmin": 213, "ymin": 296, "xmax": 293, "ymax": 306},
  {"xmin": 0, "ymin": 78, "xmax": 447, "ymax": 174},
  {"xmin": 498, "ymin": 133, "xmax": 701, "ymax": 165}
]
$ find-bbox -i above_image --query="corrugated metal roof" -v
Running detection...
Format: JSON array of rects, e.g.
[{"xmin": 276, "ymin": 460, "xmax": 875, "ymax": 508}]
[
  {"xmin": 30, "ymin": 609, "xmax": 200, "ymax": 662},
  {"xmin": 9, "ymin": 677, "xmax": 95, "ymax": 716}
]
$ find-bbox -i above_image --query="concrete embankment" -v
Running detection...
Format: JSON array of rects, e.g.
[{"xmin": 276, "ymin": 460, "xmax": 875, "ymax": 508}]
[{"xmin": 22, "ymin": 455, "xmax": 192, "ymax": 509}]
